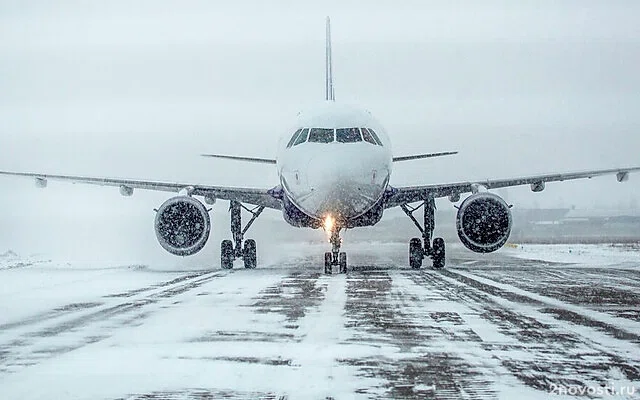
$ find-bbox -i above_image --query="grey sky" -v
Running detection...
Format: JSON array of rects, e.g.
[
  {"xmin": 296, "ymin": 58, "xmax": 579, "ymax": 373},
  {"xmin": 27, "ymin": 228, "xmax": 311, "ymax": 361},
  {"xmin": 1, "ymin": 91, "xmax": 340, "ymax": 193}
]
[{"xmin": 1, "ymin": 0, "xmax": 639, "ymax": 260}]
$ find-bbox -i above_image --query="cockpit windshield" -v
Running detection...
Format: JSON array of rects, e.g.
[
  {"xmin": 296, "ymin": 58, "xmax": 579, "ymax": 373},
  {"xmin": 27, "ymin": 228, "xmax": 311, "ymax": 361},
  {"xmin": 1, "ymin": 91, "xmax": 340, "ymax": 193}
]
[
  {"xmin": 286, "ymin": 129, "xmax": 303, "ymax": 148},
  {"xmin": 336, "ymin": 128, "xmax": 362, "ymax": 143},
  {"xmin": 287, "ymin": 127, "xmax": 382, "ymax": 147},
  {"xmin": 308, "ymin": 128, "xmax": 335, "ymax": 143},
  {"xmin": 293, "ymin": 128, "xmax": 309, "ymax": 146},
  {"xmin": 361, "ymin": 128, "xmax": 377, "ymax": 145},
  {"xmin": 363, "ymin": 128, "xmax": 383, "ymax": 146}
]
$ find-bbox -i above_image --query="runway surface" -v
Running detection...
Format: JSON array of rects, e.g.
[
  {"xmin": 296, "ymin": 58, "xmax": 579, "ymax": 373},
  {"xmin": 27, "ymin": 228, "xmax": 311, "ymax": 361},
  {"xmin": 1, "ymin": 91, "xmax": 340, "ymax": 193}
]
[{"xmin": 1, "ymin": 243, "xmax": 639, "ymax": 399}]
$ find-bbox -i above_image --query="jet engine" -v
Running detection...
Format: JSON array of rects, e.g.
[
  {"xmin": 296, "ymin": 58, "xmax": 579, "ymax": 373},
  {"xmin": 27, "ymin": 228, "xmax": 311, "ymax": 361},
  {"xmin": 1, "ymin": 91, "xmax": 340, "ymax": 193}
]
[
  {"xmin": 456, "ymin": 192, "xmax": 512, "ymax": 253},
  {"xmin": 154, "ymin": 196, "xmax": 211, "ymax": 256}
]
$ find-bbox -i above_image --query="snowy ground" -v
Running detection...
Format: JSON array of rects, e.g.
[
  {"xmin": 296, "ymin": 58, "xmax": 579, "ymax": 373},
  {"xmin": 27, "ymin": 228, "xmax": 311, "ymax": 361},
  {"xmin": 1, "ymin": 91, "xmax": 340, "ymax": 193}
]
[{"xmin": 1, "ymin": 244, "xmax": 639, "ymax": 399}]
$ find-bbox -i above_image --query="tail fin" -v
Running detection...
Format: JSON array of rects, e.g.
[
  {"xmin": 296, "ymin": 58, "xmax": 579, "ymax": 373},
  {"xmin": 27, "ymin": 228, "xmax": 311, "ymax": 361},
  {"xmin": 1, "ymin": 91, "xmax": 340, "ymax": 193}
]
[{"xmin": 325, "ymin": 16, "xmax": 335, "ymax": 101}]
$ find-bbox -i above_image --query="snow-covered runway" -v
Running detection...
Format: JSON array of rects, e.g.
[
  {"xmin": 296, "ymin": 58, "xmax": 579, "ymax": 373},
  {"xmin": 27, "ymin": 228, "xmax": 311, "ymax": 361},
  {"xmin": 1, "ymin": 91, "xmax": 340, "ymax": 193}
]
[{"xmin": 1, "ymin": 244, "xmax": 639, "ymax": 399}]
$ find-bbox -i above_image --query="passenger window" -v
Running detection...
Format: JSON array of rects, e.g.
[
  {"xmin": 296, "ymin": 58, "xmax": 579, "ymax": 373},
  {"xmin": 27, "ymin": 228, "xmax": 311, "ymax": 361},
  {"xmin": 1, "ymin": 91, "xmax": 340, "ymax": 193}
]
[
  {"xmin": 336, "ymin": 128, "xmax": 363, "ymax": 143},
  {"xmin": 293, "ymin": 128, "xmax": 309, "ymax": 146},
  {"xmin": 361, "ymin": 127, "xmax": 377, "ymax": 145},
  {"xmin": 286, "ymin": 129, "xmax": 302, "ymax": 148},
  {"xmin": 308, "ymin": 128, "xmax": 335, "ymax": 143},
  {"xmin": 366, "ymin": 128, "xmax": 383, "ymax": 146}
]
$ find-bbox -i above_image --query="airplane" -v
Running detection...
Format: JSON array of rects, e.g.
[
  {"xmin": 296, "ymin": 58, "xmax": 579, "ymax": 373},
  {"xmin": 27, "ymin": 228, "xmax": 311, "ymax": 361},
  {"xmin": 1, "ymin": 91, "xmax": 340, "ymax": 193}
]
[{"xmin": 1, "ymin": 17, "xmax": 639, "ymax": 274}]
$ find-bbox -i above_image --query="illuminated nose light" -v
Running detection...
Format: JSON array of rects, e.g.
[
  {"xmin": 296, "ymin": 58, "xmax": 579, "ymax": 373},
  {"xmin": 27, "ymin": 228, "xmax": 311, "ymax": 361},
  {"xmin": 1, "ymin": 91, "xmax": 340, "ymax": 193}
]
[
  {"xmin": 323, "ymin": 214, "xmax": 335, "ymax": 241},
  {"xmin": 324, "ymin": 215, "xmax": 334, "ymax": 232}
]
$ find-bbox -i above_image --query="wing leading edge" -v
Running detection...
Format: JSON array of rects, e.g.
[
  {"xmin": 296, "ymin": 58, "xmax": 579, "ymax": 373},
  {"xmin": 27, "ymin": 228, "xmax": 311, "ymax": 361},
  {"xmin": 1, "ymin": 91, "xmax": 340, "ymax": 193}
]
[
  {"xmin": 385, "ymin": 166, "xmax": 640, "ymax": 208},
  {"xmin": 0, "ymin": 170, "xmax": 282, "ymax": 210}
]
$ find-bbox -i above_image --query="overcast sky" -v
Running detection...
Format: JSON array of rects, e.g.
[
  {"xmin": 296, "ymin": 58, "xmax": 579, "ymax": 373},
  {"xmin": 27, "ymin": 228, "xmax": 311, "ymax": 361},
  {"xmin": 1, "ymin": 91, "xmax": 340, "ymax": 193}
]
[{"xmin": 0, "ymin": 1, "xmax": 639, "ymax": 261}]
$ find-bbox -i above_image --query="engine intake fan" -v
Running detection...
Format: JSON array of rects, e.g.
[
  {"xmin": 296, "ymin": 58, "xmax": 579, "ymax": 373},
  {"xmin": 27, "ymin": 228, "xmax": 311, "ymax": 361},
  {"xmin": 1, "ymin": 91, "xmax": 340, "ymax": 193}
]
[
  {"xmin": 456, "ymin": 192, "xmax": 512, "ymax": 253},
  {"xmin": 154, "ymin": 196, "xmax": 211, "ymax": 256}
]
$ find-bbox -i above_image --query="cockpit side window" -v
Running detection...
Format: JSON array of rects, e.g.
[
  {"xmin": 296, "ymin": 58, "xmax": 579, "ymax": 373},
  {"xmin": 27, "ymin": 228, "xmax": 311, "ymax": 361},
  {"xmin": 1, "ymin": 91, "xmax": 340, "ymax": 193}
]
[
  {"xmin": 336, "ymin": 128, "xmax": 363, "ymax": 143},
  {"xmin": 365, "ymin": 128, "xmax": 383, "ymax": 146},
  {"xmin": 286, "ymin": 128, "xmax": 303, "ymax": 148},
  {"xmin": 293, "ymin": 128, "xmax": 310, "ymax": 146},
  {"xmin": 308, "ymin": 128, "xmax": 335, "ymax": 143},
  {"xmin": 360, "ymin": 127, "xmax": 377, "ymax": 145}
]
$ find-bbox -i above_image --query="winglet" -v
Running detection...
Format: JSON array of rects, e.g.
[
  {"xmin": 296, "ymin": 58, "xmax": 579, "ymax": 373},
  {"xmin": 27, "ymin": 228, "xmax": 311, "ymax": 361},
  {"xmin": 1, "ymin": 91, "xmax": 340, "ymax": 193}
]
[{"xmin": 325, "ymin": 16, "xmax": 335, "ymax": 101}]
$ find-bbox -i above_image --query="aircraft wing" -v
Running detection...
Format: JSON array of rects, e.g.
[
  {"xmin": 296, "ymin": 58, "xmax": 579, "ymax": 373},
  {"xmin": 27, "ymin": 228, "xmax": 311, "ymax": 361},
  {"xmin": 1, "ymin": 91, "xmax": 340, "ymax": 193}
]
[
  {"xmin": 0, "ymin": 170, "xmax": 282, "ymax": 210},
  {"xmin": 385, "ymin": 166, "xmax": 640, "ymax": 208}
]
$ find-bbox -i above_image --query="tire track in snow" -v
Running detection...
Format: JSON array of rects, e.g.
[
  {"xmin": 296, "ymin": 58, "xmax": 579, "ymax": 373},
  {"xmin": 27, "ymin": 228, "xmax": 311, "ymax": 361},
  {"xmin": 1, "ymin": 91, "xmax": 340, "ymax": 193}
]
[
  {"xmin": 115, "ymin": 389, "xmax": 284, "ymax": 400},
  {"xmin": 0, "ymin": 270, "xmax": 228, "ymax": 374},
  {"xmin": 408, "ymin": 269, "xmax": 640, "ymax": 393},
  {"xmin": 340, "ymin": 270, "xmax": 496, "ymax": 399},
  {"xmin": 442, "ymin": 269, "xmax": 640, "ymax": 343},
  {"xmin": 463, "ymin": 266, "xmax": 640, "ymax": 322},
  {"xmin": 278, "ymin": 274, "xmax": 354, "ymax": 398},
  {"xmin": 249, "ymin": 269, "xmax": 325, "ymax": 328},
  {"xmin": 394, "ymin": 272, "xmax": 533, "ymax": 398},
  {"xmin": 0, "ymin": 302, "xmax": 104, "ymax": 332},
  {"xmin": 0, "ymin": 270, "xmax": 213, "ymax": 333},
  {"xmin": 186, "ymin": 269, "xmax": 324, "ymax": 345}
]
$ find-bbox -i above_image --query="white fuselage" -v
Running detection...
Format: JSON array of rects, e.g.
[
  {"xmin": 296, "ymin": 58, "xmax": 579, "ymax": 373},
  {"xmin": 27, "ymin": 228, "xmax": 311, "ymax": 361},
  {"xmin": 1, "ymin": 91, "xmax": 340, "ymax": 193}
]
[{"xmin": 276, "ymin": 102, "xmax": 393, "ymax": 225}]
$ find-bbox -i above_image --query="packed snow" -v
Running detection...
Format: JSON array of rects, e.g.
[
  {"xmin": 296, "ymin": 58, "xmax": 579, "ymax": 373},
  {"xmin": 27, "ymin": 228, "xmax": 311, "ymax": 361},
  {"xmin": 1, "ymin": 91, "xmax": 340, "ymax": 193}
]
[{"xmin": 1, "ymin": 244, "xmax": 639, "ymax": 399}]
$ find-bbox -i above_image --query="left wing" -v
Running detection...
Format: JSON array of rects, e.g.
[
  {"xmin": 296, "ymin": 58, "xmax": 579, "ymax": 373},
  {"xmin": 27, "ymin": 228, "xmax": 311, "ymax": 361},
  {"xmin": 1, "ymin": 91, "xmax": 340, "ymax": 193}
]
[
  {"xmin": 0, "ymin": 170, "xmax": 282, "ymax": 210},
  {"xmin": 385, "ymin": 166, "xmax": 640, "ymax": 208}
]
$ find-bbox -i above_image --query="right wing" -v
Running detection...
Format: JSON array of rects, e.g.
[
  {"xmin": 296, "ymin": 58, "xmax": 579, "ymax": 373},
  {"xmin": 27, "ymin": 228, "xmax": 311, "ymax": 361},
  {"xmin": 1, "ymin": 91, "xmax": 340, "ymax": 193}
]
[
  {"xmin": 0, "ymin": 170, "xmax": 283, "ymax": 210},
  {"xmin": 385, "ymin": 166, "xmax": 640, "ymax": 208}
]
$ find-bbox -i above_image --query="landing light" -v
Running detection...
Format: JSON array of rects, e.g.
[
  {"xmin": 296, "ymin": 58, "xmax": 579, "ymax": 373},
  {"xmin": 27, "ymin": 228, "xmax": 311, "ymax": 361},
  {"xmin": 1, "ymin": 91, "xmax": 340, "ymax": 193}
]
[
  {"xmin": 324, "ymin": 215, "xmax": 334, "ymax": 232},
  {"xmin": 323, "ymin": 215, "xmax": 335, "ymax": 241}
]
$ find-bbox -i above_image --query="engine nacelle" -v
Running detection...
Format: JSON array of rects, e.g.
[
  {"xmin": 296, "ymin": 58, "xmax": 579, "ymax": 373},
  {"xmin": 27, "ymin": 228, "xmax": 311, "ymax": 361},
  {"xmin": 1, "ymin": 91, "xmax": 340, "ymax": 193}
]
[
  {"xmin": 154, "ymin": 196, "xmax": 211, "ymax": 256},
  {"xmin": 456, "ymin": 192, "xmax": 512, "ymax": 253}
]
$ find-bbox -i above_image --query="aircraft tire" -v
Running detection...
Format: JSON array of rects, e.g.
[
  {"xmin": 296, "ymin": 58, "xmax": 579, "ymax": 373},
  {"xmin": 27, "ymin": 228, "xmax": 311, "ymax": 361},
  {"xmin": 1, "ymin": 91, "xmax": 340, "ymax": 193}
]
[
  {"xmin": 409, "ymin": 238, "xmax": 423, "ymax": 269},
  {"xmin": 432, "ymin": 237, "xmax": 446, "ymax": 269},
  {"xmin": 243, "ymin": 239, "xmax": 257, "ymax": 269},
  {"xmin": 221, "ymin": 240, "xmax": 234, "ymax": 269},
  {"xmin": 324, "ymin": 252, "xmax": 332, "ymax": 274},
  {"xmin": 339, "ymin": 252, "xmax": 347, "ymax": 273}
]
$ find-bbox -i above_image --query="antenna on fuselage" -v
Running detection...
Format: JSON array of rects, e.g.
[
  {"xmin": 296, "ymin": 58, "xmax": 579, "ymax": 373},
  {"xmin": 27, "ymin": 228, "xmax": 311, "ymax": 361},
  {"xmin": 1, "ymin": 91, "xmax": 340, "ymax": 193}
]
[{"xmin": 325, "ymin": 16, "xmax": 335, "ymax": 101}]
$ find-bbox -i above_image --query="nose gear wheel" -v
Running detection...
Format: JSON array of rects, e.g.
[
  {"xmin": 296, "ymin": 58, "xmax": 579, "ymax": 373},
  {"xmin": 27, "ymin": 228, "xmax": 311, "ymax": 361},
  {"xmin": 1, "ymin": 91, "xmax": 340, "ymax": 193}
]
[{"xmin": 323, "ymin": 226, "xmax": 348, "ymax": 274}]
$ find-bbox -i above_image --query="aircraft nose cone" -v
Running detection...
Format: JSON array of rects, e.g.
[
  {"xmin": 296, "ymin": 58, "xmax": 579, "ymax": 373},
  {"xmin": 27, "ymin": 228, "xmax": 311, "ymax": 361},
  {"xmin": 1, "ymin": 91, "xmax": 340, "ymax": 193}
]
[{"xmin": 305, "ymin": 154, "xmax": 381, "ymax": 219}]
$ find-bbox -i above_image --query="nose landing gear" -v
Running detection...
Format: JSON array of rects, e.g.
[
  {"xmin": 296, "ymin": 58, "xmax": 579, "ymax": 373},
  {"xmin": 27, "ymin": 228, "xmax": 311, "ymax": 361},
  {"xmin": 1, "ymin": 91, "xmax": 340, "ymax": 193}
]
[{"xmin": 324, "ymin": 227, "xmax": 347, "ymax": 274}]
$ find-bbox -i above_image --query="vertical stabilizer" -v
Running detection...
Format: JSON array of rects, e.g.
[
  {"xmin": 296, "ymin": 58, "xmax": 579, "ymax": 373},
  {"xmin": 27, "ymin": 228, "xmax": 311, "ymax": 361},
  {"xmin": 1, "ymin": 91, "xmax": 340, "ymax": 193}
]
[{"xmin": 325, "ymin": 16, "xmax": 335, "ymax": 101}]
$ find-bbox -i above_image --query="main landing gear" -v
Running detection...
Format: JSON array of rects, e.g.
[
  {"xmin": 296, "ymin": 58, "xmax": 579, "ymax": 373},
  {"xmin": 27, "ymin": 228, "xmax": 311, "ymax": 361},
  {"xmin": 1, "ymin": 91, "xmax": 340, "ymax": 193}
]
[
  {"xmin": 221, "ymin": 200, "xmax": 265, "ymax": 270},
  {"xmin": 324, "ymin": 228, "xmax": 347, "ymax": 274},
  {"xmin": 401, "ymin": 198, "xmax": 446, "ymax": 269}
]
